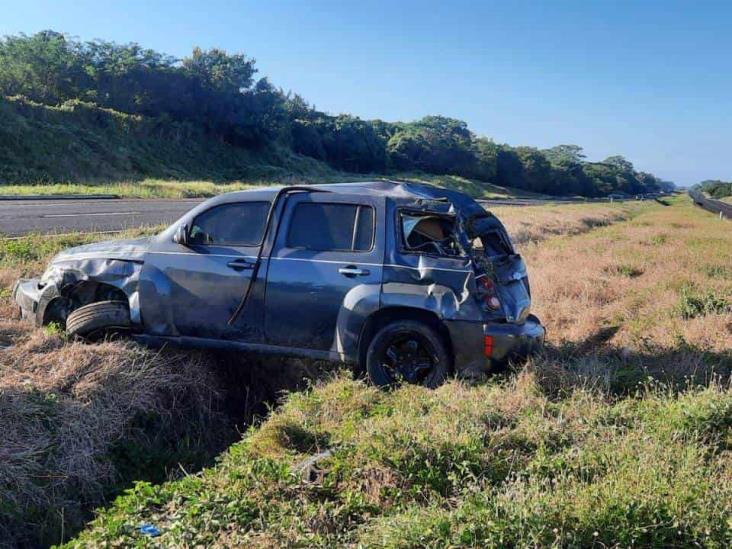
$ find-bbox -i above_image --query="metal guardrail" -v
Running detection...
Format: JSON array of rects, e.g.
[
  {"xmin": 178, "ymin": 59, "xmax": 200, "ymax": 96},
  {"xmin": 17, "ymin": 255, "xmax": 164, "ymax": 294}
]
[{"xmin": 689, "ymin": 189, "xmax": 732, "ymax": 220}]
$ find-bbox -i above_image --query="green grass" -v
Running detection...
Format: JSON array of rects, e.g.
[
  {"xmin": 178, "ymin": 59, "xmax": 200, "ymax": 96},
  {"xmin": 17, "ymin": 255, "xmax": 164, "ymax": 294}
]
[
  {"xmin": 66, "ymin": 374, "xmax": 732, "ymax": 548},
  {"xmin": 0, "ymin": 179, "xmax": 262, "ymax": 199},
  {"xmin": 0, "ymin": 227, "xmax": 161, "ymax": 266},
  {"xmin": 675, "ymin": 285, "xmax": 731, "ymax": 319},
  {"xmin": 0, "ymin": 173, "xmax": 543, "ymax": 200}
]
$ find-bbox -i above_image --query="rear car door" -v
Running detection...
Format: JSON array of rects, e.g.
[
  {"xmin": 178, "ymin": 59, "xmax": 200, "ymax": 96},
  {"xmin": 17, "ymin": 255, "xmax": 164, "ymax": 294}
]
[
  {"xmin": 140, "ymin": 200, "xmax": 269, "ymax": 339},
  {"xmin": 264, "ymin": 193, "xmax": 384, "ymax": 354}
]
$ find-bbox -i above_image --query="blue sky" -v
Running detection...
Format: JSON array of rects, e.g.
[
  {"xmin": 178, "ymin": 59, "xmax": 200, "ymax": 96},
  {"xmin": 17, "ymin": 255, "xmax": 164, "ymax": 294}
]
[{"xmin": 2, "ymin": 0, "xmax": 731, "ymax": 186}]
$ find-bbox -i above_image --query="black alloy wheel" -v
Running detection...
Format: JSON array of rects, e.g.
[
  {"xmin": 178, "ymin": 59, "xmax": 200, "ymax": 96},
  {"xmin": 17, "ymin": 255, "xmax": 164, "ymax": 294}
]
[{"xmin": 366, "ymin": 320, "xmax": 450, "ymax": 389}]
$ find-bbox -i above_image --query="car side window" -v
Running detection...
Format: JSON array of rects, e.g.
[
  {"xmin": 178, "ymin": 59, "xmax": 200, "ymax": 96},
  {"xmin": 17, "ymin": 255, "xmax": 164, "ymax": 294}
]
[
  {"xmin": 287, "ymin": 203, "xmax": 374, "ymax": 252},
  {"xmin": 189, "ymin": 201, "xmax": 270, "ymax": 246},
  {"xmin": 401, "ymin": 213, "xmax": 463, "ymax": 257}
]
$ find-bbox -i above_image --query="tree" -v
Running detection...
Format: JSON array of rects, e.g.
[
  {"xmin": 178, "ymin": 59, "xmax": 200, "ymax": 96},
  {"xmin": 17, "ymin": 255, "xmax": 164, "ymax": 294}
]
[
  {"xmin": 0, "ymin": 30, "xmax": 669, "ymax": 196},
  {"xmin": 543, "ymin": 144, "xmax": 586, "ymax": 166},
  {"xmin": 603, "ymin": 155, "xmax": 634, "ymax": 172},
  {"xmin": 0, "ymin": 31, "xmax": 90, "ymax": 103}
]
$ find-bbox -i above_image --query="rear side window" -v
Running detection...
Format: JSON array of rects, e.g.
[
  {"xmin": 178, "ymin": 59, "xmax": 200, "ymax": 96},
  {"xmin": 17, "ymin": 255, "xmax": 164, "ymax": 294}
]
[
  {"xmin": 287, "ymin": 203, "xmax": 374, "ymax": 252},
  {"xmin": 189, "ymin": 201, "xmax": 270, "ymax": 246},
  {"xmin": 401, "ymin": 213, "xmax": 462, "ymax": 257}
]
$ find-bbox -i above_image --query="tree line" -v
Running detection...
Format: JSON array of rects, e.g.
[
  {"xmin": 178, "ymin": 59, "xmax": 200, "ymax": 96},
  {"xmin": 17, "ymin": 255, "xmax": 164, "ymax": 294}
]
[
  {"xmin": 0, "ymin": 31, "xmax": 674, "ymax": 196},
  {"xmin": 696, "ymin": 180, "xmax": 732, "ymax": 199}
]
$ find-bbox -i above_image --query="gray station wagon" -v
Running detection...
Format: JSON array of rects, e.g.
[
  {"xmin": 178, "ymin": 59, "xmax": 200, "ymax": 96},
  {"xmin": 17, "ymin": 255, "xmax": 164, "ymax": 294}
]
[{"xmin": 13, "ymin": 181, "xmax": 545, "ymax": 387}]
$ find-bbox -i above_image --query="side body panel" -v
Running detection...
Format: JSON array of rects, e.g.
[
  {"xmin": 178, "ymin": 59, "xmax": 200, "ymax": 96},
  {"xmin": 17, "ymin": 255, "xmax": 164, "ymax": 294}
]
[
  {"xmin": 138, "ymin": 243, "xmax": 260, "ymax": 339},
  {"xmin": 381, "ymin": 198, "xmax": 484, "ymax": 323},
  {"xmin": 263, "ymin": 193, "xmax": 385, "ymax": 361},
  {"xmin": 138, "ymin": 200, "xmax": 266, "ymax": 340}
]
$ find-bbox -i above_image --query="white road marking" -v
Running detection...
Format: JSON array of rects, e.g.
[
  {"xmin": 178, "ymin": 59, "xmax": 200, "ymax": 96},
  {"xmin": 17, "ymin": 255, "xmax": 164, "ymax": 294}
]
[
  {"xmin": 42, "ymin": 211, "xmax": 141, "ymax": 218},
  {"xmin": 0, "ymin": 200, "xmax": 198, "ymax": 208}
]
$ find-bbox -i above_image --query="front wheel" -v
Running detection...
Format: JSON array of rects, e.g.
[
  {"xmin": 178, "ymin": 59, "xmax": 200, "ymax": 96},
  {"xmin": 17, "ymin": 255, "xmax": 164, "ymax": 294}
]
[
  {"xmin": 66, "ymin": 300, "xmax": 131, "ymax": 341},
  {"xmin": 366, "ymin": 320, "xmax": 450, "ymax": 389}
]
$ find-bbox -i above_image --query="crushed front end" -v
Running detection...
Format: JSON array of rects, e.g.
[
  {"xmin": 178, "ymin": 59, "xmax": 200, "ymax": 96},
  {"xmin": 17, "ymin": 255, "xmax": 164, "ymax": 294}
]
[{"xmin": 12, "ymin": 238, "xmax": 147, "ymax": 328}]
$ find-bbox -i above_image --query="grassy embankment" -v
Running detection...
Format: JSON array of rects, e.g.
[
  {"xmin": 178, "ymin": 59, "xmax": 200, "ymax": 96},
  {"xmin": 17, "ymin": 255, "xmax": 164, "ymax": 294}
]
[
  {"xmin": 0, "ymin": 96, "xmax": 332, "ymax": 187},
  {"xmin": 0, "ymin": 200, "xmax": 642, "ymax": 547},
  {"xmin": 0, "ymin": 172, "xmax": 546, "ymax": 200},
  {"xmin": 47, "ymin": 197, "xmax": 732, "ymax": 547},
  {"xmin": 0, "ymin": 96, "xmax": 546, "ymax": 200},
  {"xmin": 0, "ymin": 199, "xmax": 732, "ymax": 546}
]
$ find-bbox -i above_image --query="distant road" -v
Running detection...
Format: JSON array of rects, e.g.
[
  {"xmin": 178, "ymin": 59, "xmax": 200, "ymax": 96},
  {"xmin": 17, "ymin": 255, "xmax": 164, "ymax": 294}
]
[
  {"xmin": 0, "ymin": 198, "xmax": 201, "ymax": 237},
  {"xmin": 0, "ymin": 195, "xmax": 626, "ymax": 237},
  {"xmin": 689, "ymin": 189, "xmax": 732, "ymax": 220}
]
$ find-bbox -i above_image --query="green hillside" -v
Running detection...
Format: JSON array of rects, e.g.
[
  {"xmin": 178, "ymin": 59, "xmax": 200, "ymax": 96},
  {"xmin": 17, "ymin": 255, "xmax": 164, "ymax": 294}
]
[
  {"xmin": 0, "ymin": 31, "xmax": 674, "ymax": 196},
  {"xmin": 0, "ymin": 96, "xmax": 331, "ymax": 184}
]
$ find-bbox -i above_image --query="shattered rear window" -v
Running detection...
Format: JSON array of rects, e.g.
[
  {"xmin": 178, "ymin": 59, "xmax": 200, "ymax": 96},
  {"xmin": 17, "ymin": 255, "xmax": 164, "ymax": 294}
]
[
  {"xmin": 400, "ymin": 213, "xmax": 462, "ymax": 257},
  {"xmin": 468, "ymin": 215, "xmax": 514, "ymax": 257}
]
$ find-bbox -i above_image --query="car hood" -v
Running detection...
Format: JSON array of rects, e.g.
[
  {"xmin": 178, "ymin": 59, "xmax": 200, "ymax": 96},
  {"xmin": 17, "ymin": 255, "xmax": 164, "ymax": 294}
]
[{"xmin": 52, "ymin": 237, "xmax": 151, "ymax": 264}]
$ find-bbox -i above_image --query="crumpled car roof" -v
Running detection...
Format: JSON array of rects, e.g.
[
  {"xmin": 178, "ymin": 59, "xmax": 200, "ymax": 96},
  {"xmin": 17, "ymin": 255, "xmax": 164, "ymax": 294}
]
[{"xmin": 203, "ymin": 180, "xmax": 486, "ymax": 216}]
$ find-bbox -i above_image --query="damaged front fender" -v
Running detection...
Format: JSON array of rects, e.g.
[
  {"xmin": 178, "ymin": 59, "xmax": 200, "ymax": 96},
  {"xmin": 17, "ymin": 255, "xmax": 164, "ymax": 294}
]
[{"xmin": 27, "ymin": 258, "xmax": 143, "ymax": 327}]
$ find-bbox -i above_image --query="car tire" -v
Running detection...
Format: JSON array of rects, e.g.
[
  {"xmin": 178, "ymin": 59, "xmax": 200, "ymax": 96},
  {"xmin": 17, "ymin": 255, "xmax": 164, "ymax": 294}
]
[
  {"xmin": 366, "ymin": 320, "xmax": 450, "ymax": 389},
  {"xmin": 66, "ymin": 300, "xmax": 131, "ymax": 341}
]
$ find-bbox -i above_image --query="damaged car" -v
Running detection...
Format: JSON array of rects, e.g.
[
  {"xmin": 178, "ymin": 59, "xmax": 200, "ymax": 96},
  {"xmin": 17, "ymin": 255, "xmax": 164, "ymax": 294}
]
[{"xmin": 13, "ymin": 181, "xmax": 544, "ymax": 387}]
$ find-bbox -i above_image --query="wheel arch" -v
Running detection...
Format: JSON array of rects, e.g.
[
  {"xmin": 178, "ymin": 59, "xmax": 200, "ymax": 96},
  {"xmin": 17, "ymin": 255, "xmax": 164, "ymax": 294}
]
[
  {"xmin": 43, "ymin": 280, "xmax": 130, "ymax": 326},
  {"xmin": 356, "ymin": 306, "xmax": 453, "ymax": 375}
]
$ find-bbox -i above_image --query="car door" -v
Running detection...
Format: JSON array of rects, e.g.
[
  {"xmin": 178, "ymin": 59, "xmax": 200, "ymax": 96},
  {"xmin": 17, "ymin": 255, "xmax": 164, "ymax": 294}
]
[
  {"xmin": 139, "ymin": 200, "xmax": 269, "ymax": 340},
  {"xmin": 263, "ymin": 193, "xmax": 384, "ymax": 355}
]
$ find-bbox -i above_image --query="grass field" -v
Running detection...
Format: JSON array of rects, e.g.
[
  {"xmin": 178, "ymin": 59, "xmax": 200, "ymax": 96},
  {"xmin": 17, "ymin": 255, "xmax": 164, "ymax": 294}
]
[
  {"xmin": 2, "ymin": 197, "xmax": 731, "ymax": 546},
  {"xmin": 0, "ymin": 172, "xmax": 549, "ymax": 200}
]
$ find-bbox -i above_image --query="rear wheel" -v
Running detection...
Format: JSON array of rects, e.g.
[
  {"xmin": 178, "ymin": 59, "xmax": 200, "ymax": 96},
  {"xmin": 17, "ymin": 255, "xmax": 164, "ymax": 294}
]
[
  {"xmin": 366, "ymin": 320, "xmax": 450, "ymax": 389},
  {"xmin": 65, "ymin": 300, "xmax": 131, "ymax": 341}
]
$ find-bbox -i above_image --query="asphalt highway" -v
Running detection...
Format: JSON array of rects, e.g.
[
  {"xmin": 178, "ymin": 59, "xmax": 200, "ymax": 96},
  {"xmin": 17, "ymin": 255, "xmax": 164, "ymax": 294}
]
[
  {"xmin": 0, "ymin": 196, "xmax": 615, "ymax": 237},
  {"xmin": 0, "ymin": 198, "xmax": 202, "ymax": 237}
]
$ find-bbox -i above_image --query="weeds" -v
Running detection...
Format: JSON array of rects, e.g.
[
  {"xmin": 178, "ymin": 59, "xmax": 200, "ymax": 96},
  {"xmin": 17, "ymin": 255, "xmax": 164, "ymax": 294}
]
[
  {"xmin": 705, "ymin": 264, "xmax": 731, "ymax": 278},
  {"xmin": 676, "ymin": 286, "xmax": 731, "ymax": 319},
  {"xmin": 605, "ymin": 263, "xmax": 644, "ymax": 278}
]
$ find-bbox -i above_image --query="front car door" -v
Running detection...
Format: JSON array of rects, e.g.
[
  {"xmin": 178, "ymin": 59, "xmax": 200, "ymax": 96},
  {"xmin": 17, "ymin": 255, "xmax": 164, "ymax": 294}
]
[
  {"xmin": 263, "ymin": 193, "xmax": 384, "ymax": 360},
  {"xmin": 139, "ymin": 200, "xmax": 270, "ymax": 340}
]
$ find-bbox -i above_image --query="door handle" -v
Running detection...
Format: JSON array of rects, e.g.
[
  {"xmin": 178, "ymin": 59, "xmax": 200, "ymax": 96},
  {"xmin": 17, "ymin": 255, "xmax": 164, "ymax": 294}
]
[
  {"xmin": 338, "ymin": 266, "xmax": 370, "ymax": 277},
  {"xmin": 227, "ymin": 259, "xmax": 255, "ymax": 271}
]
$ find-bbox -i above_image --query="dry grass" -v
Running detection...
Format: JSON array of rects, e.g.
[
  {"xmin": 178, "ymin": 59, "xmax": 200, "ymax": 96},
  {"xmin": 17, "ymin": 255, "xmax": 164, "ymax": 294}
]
[
  {"xmin": 3, "ymin": 196, "xmax": 731, "ymax": 547},
  {"xmin": 522, "ymin": 199, "xmax": 731, "ymax": 351},
  {"xmin": 0, "ymin": 332, "xmax": 231, "ymax": 547},
  {"xmin": 489, "ymin": 201, "xmax": 642, "ymax": 246},
  {"xmin": 66, "ymin": 196, "xmax": 732, "ymax": 547}
]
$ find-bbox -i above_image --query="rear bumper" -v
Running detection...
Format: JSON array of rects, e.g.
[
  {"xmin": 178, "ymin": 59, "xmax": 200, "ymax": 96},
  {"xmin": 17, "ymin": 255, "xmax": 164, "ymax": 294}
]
[
  {"xmin": 446, "ymin": 315, "xmax": 545, "ymax": 379},
  {"xmin": 484, "ymin": 314, "xmax": 545, "ymax": 362}
]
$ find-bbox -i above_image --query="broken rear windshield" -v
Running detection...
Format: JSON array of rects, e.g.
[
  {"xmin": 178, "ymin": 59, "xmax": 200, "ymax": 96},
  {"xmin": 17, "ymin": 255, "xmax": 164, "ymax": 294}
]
[{"xmin": 467, "ymin": 215, "xmax": 514, "ymax": 256}]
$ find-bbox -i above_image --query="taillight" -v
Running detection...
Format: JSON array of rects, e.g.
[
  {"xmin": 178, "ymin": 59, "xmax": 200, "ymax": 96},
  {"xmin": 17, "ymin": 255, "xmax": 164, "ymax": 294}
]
[
  {"xmin": 477, "ymin": 275, "xmax": 502, "ymax": 310},
  {"xmin": 484, "ymin": 335, "xmax": 494, "ymax": 357}
]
